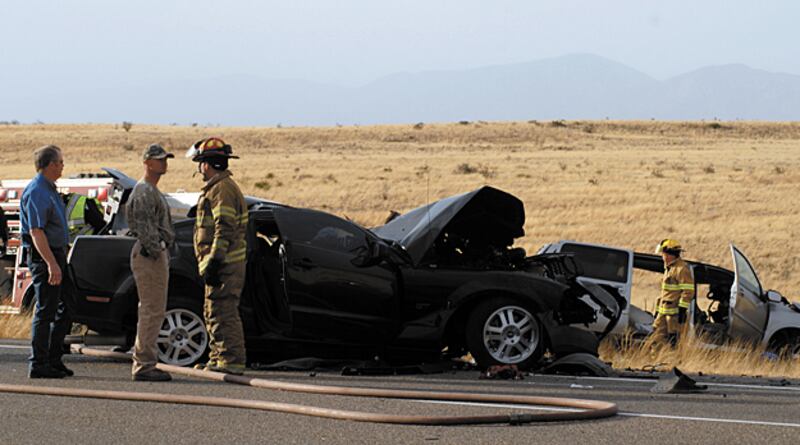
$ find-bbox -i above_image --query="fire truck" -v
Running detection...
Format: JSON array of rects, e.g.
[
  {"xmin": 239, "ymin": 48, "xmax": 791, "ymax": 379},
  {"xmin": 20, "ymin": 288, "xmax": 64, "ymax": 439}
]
[{"xmin": 0, "ymin": 173, "xmax": 115, "ymax": 314}]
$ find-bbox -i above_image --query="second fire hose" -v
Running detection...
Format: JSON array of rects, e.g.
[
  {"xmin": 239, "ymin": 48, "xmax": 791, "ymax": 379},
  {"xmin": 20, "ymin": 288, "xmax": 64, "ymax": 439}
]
[{"xmin": 0, "ymin": 346, "xmax": 619, "ymax": 426}]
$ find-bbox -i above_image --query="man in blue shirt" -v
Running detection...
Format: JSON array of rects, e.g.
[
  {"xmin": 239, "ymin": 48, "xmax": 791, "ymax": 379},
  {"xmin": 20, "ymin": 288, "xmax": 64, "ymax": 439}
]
[{"xmin": 20, "ymin": 145, "xmax": 73, "ymax": 379}]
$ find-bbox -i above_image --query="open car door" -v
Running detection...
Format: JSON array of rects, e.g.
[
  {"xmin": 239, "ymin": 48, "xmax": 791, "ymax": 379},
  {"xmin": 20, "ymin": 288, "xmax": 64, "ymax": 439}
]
[{"xmin": 728, "ymin": 244, "xmax": 768, "ymax": 342}]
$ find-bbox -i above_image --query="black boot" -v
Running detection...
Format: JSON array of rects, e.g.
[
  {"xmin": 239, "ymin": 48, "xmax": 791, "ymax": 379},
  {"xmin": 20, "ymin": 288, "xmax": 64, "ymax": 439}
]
[
  {"xmin": 29, "ymin": 366, "xmax": 67, "ymax": 379},
  {"xmin": 50, "ymin": 361, "xmax": 74, "ymax": 377}
]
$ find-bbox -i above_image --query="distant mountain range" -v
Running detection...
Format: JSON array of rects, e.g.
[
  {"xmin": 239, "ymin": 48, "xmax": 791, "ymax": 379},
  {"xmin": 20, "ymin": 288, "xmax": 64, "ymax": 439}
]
[{"xmin": 4, "ymin": 54, "xmax": 800, "ymax": 125}]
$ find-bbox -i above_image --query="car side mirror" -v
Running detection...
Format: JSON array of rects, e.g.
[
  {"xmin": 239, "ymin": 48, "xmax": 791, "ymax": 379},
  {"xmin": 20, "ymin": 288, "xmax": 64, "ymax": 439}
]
[
  {"xmin": 766, "ymin": 290, "xmax": 783, "ymax": 303},
  {"xmin": 350, "ymin": 239, "xmax": 384, "ymax": 267}
]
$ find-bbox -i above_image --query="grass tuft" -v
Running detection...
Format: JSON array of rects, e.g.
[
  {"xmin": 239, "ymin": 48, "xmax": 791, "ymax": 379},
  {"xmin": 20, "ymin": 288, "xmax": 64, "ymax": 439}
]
[{"xmin": 599, "ymin": 332, "xmax": 800, "ymax": 379}]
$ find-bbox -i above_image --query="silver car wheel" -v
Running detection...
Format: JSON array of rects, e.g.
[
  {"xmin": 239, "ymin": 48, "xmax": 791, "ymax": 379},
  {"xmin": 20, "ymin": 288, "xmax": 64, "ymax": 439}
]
[
  {"xmin": 157, "ymin": 308, "xmax": 208, "ymax": 366},
  {"xmin": 482, "ymin": 305, "xmax": 539, "ymax": 364}
]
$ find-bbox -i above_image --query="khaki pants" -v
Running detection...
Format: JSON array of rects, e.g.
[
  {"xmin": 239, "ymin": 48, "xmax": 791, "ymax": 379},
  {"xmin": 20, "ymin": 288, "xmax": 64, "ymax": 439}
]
[
  {"xmin": 204, "ymin": 261, "xmax": 246, "ymax": 366},
  {"xmin": 131, "ymin": 241, "xmax": 169, "ymax": 376}
]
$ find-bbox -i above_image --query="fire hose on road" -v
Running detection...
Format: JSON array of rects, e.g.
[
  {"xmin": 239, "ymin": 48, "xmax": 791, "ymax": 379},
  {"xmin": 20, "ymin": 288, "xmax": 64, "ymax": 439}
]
[{"xmin": 0, "ymin": 346, "xmax": 618, "ymax": 426}]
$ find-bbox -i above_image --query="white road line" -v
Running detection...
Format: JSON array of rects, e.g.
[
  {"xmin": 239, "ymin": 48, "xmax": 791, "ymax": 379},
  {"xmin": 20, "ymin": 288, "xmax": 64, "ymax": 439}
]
[
  {"xmin": 620, "ymin": 412, "xmax": 800, "ymax": 428},
  {"xmin": 0, "ymin": 345, "xmax": 29, "ymax": 350},
  {"xmin": 331, "ymin": 373, "xmax": 800, "ymax": 394},
  {"xmin": 410, "ymin": 400, "xmax": 800, "ymax": 428},
  {"xmin": 537, "ymin": 374, "xmax": 800, "ymax": 393}
]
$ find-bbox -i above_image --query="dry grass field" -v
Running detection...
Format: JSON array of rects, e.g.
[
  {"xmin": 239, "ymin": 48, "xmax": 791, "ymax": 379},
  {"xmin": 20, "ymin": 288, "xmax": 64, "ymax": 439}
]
[
  {"xmin": 1, "ymin": 120, "xmax": 798, "ymax": 377},
  {"xmin": 0, "ymin": 314, "xmax": 30, "ymax": 339}
]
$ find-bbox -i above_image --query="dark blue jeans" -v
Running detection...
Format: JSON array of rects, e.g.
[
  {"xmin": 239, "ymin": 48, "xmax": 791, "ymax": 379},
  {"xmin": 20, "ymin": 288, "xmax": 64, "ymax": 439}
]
[{"xmin": 28, "ymin": 248, "xmax": 71, "ymax": 371}]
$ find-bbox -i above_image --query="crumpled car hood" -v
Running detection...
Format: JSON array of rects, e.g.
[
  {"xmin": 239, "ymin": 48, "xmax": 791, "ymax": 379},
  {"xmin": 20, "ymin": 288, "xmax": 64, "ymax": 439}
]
[{"xmin": 373, "ymin": 186, "xmax": 525, "ymax": 265}]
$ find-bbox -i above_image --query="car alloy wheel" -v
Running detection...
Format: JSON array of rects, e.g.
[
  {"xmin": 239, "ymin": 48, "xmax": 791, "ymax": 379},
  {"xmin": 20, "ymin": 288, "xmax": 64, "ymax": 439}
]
[
  {"xmin": 482, "ymin": 304, "xmax": 540, "ymax": 364},
  {"xmin": 157, "ymin": 307, "xmax": 208, "ymax": 366}
]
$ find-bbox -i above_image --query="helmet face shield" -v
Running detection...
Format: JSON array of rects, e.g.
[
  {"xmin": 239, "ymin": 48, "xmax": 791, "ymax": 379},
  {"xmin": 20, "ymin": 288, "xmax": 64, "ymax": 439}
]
[
  {"xmin": 186, "ymin": 138, "xmax": 207, "ymax": 161},
  {"xmin": 186, "ymin": 144, "xmax": 200, "ymax": 160}
]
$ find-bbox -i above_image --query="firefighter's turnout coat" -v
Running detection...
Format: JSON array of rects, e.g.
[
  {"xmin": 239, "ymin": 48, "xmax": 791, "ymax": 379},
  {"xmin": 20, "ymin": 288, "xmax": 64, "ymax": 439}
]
[
  {"xmin": 194, "ymin": 170, "xmax": 248, "ymax": 275},
  {"xmin": 653, "ymin": 257, "xmax": 695, "ymax": 337}
]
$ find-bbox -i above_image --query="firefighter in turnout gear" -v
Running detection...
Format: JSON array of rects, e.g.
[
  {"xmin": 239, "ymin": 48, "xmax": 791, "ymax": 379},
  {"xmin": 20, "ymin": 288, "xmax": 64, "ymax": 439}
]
[
  {"xmin": 187, "ymin": 137, "xmax": 248, "ymax": 374},
  {"xmin": 651, "ymin": 239, "xmax": 695, "ymax": 347}
]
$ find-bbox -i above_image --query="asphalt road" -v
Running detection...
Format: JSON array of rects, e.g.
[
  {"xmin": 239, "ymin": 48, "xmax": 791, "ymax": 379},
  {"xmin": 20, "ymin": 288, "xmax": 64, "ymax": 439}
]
[{"xmin": 1, "ymin": 339, "xmax": 799, "ymax": 445}]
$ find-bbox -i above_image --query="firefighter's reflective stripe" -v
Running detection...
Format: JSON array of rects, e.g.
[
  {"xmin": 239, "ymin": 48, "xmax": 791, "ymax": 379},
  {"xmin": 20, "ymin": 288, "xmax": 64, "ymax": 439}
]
[
  {"xmin": 212, "ymin": 238, "xmax": 230, "ymax": 251},
  {"xmin": 197, "ymin": 247, "xmax": 244, "ymax": 272},
  {"xmin": 198, "ymin": 255, "xmax": 211, "ymax": 273},
  {"xmin": 662, "ymin": 283, "xmax": 695, "ymax": 291},
  {"xmin": 224, "ymin": 246, "xmax": 247, "ymax": 264},
  {"xmin": 195, "ymin": 214, "xmax": 213, "ymax": 228},
  {"xmin": 658, "ymin": 306, "xmax": 680, "ymax": 315},
  {"xmin": 212, "ymin": 205, "xmax": 238, "ymax": 220},
  {"xmin": 678, "ymin": 299, "xmax": 691, "ymax": 309},
  {"xmin": 75, "ymin": 225, "xmax": 93, "ymax": 236}
]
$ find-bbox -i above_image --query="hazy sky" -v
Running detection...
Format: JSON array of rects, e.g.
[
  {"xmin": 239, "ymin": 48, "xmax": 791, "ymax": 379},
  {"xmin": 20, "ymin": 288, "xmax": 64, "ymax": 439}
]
[{"xmin": 1, "ymin": 0, "xmax": 797, "ymax": 92}]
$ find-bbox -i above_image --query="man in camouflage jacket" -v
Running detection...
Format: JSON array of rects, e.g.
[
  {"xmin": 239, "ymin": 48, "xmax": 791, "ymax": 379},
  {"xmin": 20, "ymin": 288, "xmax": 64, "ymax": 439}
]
[
  {"xmin": 188, "ymin": 137, "xmax": 248, "ymax": 374},
  {"xmin": 127, "ymin": 144, "xmax": 175, "ymax": 381}
]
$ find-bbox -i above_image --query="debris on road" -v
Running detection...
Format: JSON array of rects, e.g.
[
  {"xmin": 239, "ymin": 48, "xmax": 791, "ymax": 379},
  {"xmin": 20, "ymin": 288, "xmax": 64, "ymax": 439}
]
[
  {"xmin": 480, "ymin": 364, "xmax": 525, "ymax": 380},
  {"xmin": 651, "ymin": 367, "xmax": 708, "ymax": 394},
  {"xmin": 541, "ymin": 353, "xmax": 615, "ymax": 377}
]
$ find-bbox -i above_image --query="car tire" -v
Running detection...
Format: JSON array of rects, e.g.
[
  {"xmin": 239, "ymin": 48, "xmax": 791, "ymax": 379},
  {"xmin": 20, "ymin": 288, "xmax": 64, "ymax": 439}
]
[
  {"xmin": 157, "ymin": 297, "xmax": 208, "ymax": 366},
  {"xmin": 465, "ymin": 297, "xmax": 544, "ymax": 369},
  {"xmin": 768, "ymin": 330, "xmax": 800, "ymax": 358}
]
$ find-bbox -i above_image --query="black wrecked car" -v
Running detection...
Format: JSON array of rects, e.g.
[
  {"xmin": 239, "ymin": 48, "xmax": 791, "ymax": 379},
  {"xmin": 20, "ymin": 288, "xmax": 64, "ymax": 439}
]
[{"xmin": 61, "ymin": 168, "xmax": 622, "ymax": 368}]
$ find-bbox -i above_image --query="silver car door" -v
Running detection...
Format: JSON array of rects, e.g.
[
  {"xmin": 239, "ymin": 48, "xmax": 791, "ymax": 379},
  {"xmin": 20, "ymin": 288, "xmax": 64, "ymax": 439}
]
[{"xmin": 728, "ymin": 244, "xmax": 768, "ymax": 342}]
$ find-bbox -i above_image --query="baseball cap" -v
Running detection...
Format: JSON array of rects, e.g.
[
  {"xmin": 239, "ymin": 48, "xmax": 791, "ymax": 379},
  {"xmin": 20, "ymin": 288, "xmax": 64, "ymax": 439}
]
[{"xmin": 143, "ymin": 144, "xmax": 175, "ymax": 161}]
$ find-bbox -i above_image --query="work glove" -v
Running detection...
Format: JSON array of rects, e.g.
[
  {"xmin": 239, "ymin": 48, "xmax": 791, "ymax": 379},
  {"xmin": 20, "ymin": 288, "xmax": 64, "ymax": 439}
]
[
  {"xmin": 203, "ymin": 258, "xmax": 224, "ymax": 287},
  {"xmin": 678, "ymin": 307, "xmax": 687, "ymax": 324}
]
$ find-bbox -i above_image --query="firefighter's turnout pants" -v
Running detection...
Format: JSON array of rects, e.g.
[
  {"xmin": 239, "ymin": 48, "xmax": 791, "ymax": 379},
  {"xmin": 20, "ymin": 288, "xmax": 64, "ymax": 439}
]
[
  {"xmin": 204, "ymin": 262, "xmax": 246, "ymax": 367},
  {"xmin": 652, "ymin": 300, "xmax": 680, "ymax": 341}
]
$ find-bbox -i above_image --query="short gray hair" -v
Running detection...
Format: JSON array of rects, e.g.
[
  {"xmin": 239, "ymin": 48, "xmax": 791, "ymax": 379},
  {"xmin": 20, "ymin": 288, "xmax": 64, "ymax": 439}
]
[{"xmin": 33, "ymin": 145, "xmax": 62, "ymax": 172}]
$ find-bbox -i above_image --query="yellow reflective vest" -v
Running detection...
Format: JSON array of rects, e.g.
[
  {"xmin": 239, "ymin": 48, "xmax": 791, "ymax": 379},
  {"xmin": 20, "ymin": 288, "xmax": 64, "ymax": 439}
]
[
  {"xmin": 658, "ymin": 257, "xmax": 695, "ymax": 315},
  {"xmin": 193, "ymin": 170, "xmax": 248, "ymax": 275},
  {"xmin": 65, "ymin": 193, "xmax": 100, "ymax": 242}
]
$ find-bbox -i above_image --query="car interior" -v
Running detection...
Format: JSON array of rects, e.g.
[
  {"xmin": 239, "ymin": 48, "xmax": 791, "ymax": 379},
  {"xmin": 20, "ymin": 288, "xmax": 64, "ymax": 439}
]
[
  {"xmin": 240, "ymin": 217, "xmax": 292, "ymax": 335},
  {"xmin": 633, "ymin": 257, "xmax": 734, "ymax": 344}
]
